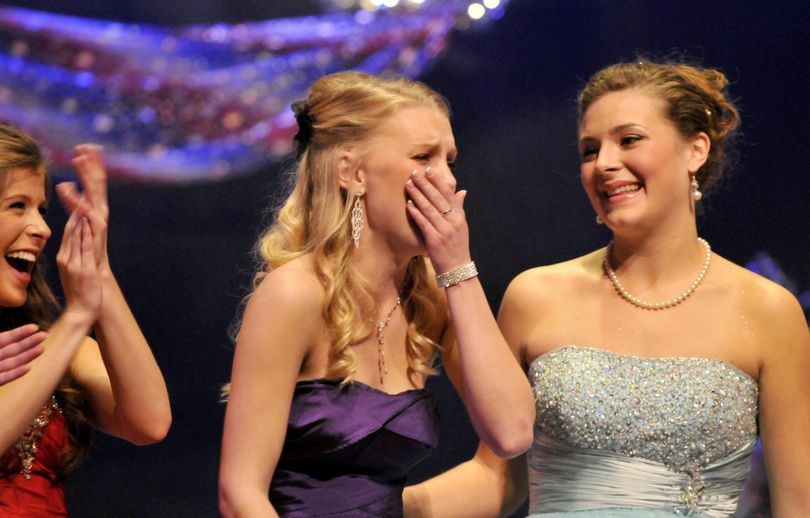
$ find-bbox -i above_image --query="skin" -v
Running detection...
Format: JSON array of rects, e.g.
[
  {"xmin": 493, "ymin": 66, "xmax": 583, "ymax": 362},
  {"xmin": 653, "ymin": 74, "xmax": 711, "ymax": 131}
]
[
  {"xmin": 0, "ymin": 146, "xmax": 171, "ymax": 455},
  {"xmin": 219, "ymin": 104, "xmax": 533, "ymax": 517},
  {"xmin": 404, "ymin": 88, "xmax": 810, "ymax": 516}
]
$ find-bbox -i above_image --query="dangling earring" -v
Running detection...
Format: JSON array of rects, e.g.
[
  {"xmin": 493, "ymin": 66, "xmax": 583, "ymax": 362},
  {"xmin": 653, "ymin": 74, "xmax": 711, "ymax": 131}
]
[
  {"xmin": 691, "ymin": 176, "xmax": 702, "ymax": 201},
  {"xmin": 351, "ymin": 193, "xmax": 364, "ymax": 248},
  {"xmin": 595, "ymin": 215, "xmax": 604, "ymax": 225}
]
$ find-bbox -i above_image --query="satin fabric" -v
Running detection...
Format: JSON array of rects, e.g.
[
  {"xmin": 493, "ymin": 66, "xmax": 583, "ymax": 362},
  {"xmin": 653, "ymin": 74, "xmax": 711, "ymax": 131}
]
[
  {"xmin": 269, "ymin": 379, "xmax": 439, "ymax": 517},
  {"xmin": 0, "ymin": 409, "xmax": 70, "ymax": 517}
]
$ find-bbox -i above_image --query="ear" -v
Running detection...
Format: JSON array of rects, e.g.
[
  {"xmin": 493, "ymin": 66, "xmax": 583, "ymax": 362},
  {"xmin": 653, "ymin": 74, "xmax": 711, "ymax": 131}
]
[
  {"xmin": 686, "ymin": 132, "xmax": 711, "ymax": 174},
  {"xmin": 336, "ymin": 148, "xmax": 366, "ymax": 193}
]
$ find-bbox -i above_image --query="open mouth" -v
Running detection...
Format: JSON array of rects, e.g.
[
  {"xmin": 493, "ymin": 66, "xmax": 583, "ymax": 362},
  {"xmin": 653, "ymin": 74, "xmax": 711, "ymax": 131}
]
[
  {"xmin": 604, "ymin": 183, "xmax": 642, "ymax": 200},
  {"xmin": 5, "ymin": 251, "xmax": 36, "ymax": 274}
]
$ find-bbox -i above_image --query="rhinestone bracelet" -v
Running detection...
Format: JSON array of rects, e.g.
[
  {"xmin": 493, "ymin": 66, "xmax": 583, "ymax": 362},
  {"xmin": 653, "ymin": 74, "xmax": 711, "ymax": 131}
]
[{"xmin": 435, "ymin": 261, "xmax": 478, "ymax": 288}]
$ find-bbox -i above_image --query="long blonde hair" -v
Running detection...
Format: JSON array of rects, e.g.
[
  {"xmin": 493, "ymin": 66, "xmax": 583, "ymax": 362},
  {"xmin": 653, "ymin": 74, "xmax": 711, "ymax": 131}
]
[{"xmin": 255, "ymin": 71, "xmax": 448, "ymax": 385}]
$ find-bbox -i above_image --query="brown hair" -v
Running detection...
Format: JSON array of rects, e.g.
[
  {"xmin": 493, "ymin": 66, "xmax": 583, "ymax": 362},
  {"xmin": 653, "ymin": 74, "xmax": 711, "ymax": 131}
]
[
  {"xmin": 578, "ymin": 59, "xmax": 740, "ymax": 194},
  {"xmin": 0, "ymin": 122, "xmax": 92, "ymax": 474}
]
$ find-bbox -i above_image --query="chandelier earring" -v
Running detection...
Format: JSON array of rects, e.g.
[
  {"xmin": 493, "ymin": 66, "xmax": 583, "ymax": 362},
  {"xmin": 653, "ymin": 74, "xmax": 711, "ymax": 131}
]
[
  {"xmin": 351, "ymin": 193, "xmax": 365, "ymax": 248},
  {"xmin": 690, "ymin": 176, "xmax": 702, "ymax": 201}
]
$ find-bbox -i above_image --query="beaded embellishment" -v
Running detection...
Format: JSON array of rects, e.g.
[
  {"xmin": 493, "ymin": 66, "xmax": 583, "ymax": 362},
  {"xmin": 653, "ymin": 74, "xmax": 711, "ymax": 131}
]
[{"xmin": 15, "ymin": 395, "xmax": 61, "ymax": 479}]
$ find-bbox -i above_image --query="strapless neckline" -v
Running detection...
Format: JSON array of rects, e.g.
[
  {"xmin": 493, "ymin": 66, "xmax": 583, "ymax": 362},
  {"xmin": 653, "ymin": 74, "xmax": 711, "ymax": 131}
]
[
  {"xmin": 531, "ymin": 344, "xmax": 757, "ymax": 386},
  {"xmin": 295, "ymin": 377, "xmax": 428, "ymax": 397}
]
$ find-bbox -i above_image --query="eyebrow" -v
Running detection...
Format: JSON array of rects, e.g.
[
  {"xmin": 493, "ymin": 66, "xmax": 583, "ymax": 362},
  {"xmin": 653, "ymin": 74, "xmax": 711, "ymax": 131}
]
[{"xmin": 579, "ymin": 123, "xmax": 646, "ymax": 144}]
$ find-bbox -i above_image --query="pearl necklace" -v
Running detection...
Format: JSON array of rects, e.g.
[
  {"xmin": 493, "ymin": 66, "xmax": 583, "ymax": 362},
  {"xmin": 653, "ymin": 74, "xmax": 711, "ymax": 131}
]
[
  {"xmin": 603, "ymin": 238, "xmax": 711, "ymax": 310},
  {"xmin": 376, "ymin": 295, "xmax": 401, "ymax": 386}
]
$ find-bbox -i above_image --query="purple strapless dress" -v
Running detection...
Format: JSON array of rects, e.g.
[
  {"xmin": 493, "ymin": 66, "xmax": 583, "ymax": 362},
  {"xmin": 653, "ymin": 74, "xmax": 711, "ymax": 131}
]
[{"xmin": 269, "ymin": 379, "xmax": 439, "ymax": 517}]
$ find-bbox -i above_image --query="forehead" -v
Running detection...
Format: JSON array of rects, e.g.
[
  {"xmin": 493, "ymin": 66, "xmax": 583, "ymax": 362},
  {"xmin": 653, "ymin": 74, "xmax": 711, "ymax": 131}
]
[
  {"xmin": 375, "ymin": 105, "xmax": 454, "ymax": 147},
  {"xmin": 1, "ymin": 167, "xmax": 46, "ymax": 198},
  {"xmin": 580, "ymin": 88, "xmax": 668, "ymax": 134}
]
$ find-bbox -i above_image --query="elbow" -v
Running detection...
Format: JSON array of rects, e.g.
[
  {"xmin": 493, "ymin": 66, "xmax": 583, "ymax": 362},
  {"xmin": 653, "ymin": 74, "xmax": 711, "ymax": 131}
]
[
  {"xmin": 488, "ymin": 420, "xmax": 534, "ymax": 459},
  {"xmin": 218, "ymin": 479, "xmax": 245, "ymax": 518},
  {"xmin": 124, "ymin": 410, "xmax": 172, "ymax": 445}
]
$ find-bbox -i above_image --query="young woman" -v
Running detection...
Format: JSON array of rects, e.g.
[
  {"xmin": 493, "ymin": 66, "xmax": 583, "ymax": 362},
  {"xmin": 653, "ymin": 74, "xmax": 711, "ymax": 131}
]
[
  {"xmin": 219, "ymin": 71, "xmax": 534, "ymax": 517},
  {"xmin": 0, "ymin": 125, "xmax": 171, "ymax": 516},
  {"xmin": 406, "ymin": 60, "xmax": 810, "ymax": 517}
]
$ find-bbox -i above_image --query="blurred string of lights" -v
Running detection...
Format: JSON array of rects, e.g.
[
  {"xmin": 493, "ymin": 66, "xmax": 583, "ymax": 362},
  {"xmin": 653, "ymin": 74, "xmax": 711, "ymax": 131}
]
[{"xmin": 0, "ymin": 1, "xmax": 508, "ymax": 183}]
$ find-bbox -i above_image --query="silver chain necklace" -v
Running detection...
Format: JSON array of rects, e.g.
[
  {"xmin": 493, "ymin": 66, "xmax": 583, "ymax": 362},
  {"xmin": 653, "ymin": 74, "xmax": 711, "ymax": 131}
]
[
  {"xmin": 603, "ymin": 237, "xmax": 712, "ymax": 310},
  {"xmin": 376, "ymin": 296, "xmax": 401, "ymax": 386}
]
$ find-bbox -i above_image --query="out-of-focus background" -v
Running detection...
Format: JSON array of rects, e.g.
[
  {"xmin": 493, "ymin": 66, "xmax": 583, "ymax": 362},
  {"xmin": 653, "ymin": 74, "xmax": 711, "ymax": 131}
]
[{"xmin": 2, "ymin": 1, "xmax": 808, "ymax": 516}]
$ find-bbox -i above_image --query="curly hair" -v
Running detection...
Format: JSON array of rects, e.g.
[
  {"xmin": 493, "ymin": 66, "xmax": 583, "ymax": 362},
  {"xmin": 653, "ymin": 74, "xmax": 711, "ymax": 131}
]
[
  {"xmin": 578, "ymin": 58, "xmax": 740, "ymax": 196},
  {"xmin": 0, "ymin": 122, "xmax": 92, "ymax": 474},
  {"xmin": 253, "ymin": 71, "xmax": 449, "ymax": 386}
]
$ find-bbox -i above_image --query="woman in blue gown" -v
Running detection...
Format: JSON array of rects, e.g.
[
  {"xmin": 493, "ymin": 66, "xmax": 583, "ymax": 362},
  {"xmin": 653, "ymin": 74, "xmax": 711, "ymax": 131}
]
[{"xmin": 405, "ymin": 60, "xmax": 810, "ymax": 517}]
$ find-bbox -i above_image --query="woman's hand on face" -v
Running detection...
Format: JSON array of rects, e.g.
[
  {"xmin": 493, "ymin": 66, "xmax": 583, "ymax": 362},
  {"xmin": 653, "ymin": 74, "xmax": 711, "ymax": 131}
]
[
  {"xmin": 56, "ymin": 211, "xmax": 102, "ymax": 323},
  {"xmin": 56, "ymin": 144, "xmax": 109, "ymax": 269},
  {"xmin": 0, "ymin": 324, "xmax": 47, "ymax": 385},
  {"xmin": 405, "ymin": 166, "xmax": 471, "ymax": 274}
]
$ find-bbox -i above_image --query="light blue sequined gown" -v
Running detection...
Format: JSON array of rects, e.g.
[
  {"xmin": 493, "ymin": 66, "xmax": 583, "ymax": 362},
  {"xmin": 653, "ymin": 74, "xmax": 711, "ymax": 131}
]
[{"xmin": 527, "ymin": 346, "xmax": 758, "ymax": 518}]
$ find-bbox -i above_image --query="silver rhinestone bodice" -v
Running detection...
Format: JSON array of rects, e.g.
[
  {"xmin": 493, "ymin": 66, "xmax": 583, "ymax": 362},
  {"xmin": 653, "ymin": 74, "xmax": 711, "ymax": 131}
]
[{"xmin": 529, "ymin": 346, "xmax": 758, "ymax": 474}]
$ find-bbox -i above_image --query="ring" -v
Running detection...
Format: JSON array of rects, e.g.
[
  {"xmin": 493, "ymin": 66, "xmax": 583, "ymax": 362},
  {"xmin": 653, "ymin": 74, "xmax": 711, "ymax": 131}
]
[{"xmin": 440, "ymin": 207, "xmax": 453, "ymax": 216}]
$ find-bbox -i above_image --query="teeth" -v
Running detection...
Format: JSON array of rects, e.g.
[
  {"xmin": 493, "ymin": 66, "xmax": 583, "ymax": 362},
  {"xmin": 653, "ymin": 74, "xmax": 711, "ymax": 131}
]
[
  {"xmin": 606, "ymin": 184, "xmax": 640, "ymax": 196},
  {"xmin": 6, "ymin": 251, "xmax": 36, "ymax": 263}
]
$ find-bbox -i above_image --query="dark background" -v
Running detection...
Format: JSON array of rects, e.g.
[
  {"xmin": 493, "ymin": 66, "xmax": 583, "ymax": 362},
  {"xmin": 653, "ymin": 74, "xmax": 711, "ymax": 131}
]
[{"xmin": 5, "ymin": 0, "xmax": 810, "ymax": 516}]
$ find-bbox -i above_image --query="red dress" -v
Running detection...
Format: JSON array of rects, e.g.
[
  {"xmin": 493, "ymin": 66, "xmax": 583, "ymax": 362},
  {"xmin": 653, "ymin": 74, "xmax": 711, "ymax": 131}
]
[{"xmin": 0, "ymin": 398, "xmax": 70, "ymax": 517}]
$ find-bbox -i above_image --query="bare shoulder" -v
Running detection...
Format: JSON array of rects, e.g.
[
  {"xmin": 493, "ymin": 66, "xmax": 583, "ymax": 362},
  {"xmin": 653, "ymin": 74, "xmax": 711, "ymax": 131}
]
[
  {"xmin": 715, "ymin": 255, "xmax": 809, "ymax": 345},
  {"xmin": 238, "ymin": 256, "xmax": 325, "ymax": 355},
  {"xmin": 501, "ymin": 249, "xmax": 604, "ymax": 314}
]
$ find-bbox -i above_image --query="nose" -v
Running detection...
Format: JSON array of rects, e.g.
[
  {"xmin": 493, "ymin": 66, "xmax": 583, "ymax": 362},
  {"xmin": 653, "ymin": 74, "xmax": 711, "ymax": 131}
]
[
  {"xmin": 594, "ymin": 143, "xmax": 621, "ymax": 176},
  {"xmin": 431, "ymin": 161, "xmax": 457, "ymax": 191},
  {"xmin": 28, "ymin": 211, "xmax": 52, "ymax": 241}
]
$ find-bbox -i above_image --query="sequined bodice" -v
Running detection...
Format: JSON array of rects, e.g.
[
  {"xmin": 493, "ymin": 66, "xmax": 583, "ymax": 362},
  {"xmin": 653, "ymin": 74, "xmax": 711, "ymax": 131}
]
[
  {"xmin": 530, "ymin": 346, "xmax": 758, "ymax": 472},
  {"xmin": 527, "ymin": 346, "xmax": 759, "ymax": 516}
]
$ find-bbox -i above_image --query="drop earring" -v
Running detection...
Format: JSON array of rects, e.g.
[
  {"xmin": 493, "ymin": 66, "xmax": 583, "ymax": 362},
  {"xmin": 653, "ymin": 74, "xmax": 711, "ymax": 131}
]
[
  {"xmin": 351, "ymin": 193, "xmax": 364, "ymax": 248},
  {"xmin": 691, "ymin": 176, "xmax": 702, "ymax": 201}
]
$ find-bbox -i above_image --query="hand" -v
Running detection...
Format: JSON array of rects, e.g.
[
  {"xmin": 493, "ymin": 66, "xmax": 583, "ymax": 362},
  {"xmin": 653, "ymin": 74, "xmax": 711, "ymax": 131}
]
[
  {"xmin": 57, "ymin": 212, "xmax": 102, "ymax": 323},
  {"xmin": 57, "ymin": 144, "xmax": 109, "ymax": 270},
  {"xmin": 0, "ymin": 324, "xmax": 47, "ymax": 385},
  {"xmin": 405, "ymin": 166, "xmax": 472, "ymax": 274}
]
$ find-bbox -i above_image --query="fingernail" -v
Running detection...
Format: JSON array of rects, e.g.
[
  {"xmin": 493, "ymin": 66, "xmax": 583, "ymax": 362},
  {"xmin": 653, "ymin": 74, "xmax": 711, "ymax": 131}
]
[
  {"xmin": 406, "ymin": 179, "xmax": 413, "ymax": 186},
  {"xmin": 411, "ymin": 169, "xmax": 418, "ymax": 178},
  {"xmin": 425, "ymin": 166, "xmax": 432, "ymax": 176}
]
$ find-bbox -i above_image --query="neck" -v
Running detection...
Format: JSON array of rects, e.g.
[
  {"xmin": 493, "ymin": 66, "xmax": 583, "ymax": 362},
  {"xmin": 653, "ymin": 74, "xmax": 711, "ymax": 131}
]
[
  {"xmin": 608, "ymin": 226, "xmax": 704, "ymax": 287},
  {"xmin": 352, "ymin": 237, "xmax": 413, "ymax": 306}
]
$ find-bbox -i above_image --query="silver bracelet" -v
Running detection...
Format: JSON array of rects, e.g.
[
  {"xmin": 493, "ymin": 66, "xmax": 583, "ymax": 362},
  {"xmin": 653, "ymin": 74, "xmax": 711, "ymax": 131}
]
[{"xmin": 435, "ymin": 261, "xmax": 478, "ymax": 288}]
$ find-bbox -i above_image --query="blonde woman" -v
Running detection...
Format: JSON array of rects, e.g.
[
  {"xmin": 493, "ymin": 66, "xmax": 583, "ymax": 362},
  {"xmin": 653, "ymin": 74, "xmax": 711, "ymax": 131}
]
[{"xmin": 219, "ymin": 71, "xmax": 534, "ymax": 517}]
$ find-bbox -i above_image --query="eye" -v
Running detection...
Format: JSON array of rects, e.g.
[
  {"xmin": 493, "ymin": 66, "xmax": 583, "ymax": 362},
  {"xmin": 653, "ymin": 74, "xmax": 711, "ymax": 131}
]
[
  {"xmin": 412, "ymin": 153, "xmax": 430, "ymax": 161},
  {"xmin": 620, "ymin": 134, "xmax": 643, "ymax": 146},
  {"xmin": 580, "ymin": 146, "xmax": 598, "ymax": 161},
  {"xmin": 38, "ymin": 205, "xmax": 48, "ymax": 216},
  {"xmin": 9, "ymin": 201, "xmax": 26, "ymax": 210}
]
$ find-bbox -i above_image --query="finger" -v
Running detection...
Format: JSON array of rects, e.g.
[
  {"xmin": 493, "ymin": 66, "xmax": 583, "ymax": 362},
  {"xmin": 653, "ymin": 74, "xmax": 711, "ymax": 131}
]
[
  {"xmin": 0, "ymin": 341, "xmax": 43, "ymax": 369},
  {"xmin": 58, "ymin": 210, "xmax": 81, "ymax": 263},
  {"xmin": 55, "ymin": 182, "xmax": 81, "ymax": 215},
  {"xmin": 0, "ymin": 365, "xmax": 30, "ymax": 385},
  {"xmin": 406, "ymin": 172, "xmax": 452, "ymax": 227},
  {"xmin": 406, "ymin": 199, "xmax": 439, "ymax": 239},
  {"xmin": 81, "ymin": 218, "xmax": 95, "ymax": 268},
  {"xmin": 424, "ymin": 166, "xmax": 459, "ymax": 203},
  {"xmin": 73, "ymin": 144, "xmax": 108, "ymax": 209},
  {"xmin": 409, "ymin": 169, "xmax": 456, "ymax": 218},
  {"xmin": 0, "ymin": 323, "xmax": 39, "ymax": 348}
]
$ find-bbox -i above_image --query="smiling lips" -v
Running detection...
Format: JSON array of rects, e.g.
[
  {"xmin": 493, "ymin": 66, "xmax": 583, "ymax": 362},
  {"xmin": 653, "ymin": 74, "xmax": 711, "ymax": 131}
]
[
  {"xmin": 604, "ymin": 183, "xmax": 641, "ymax": 201},
  {"xmin": 5, "ymin": 250, "xmax": 37, "ymax": 282}
]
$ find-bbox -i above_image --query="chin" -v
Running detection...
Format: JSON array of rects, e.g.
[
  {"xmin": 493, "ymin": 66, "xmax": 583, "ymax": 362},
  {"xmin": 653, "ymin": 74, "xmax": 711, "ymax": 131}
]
[{"xmin": 0, "ymin": 290, "xmax": 28, "ymax": 308}]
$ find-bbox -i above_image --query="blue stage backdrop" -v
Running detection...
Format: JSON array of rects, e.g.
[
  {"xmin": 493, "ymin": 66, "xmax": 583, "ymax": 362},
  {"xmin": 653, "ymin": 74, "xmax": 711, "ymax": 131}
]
[{"xmin": 1, "ymin": 1, "xmax": 808, "ymax": 516}]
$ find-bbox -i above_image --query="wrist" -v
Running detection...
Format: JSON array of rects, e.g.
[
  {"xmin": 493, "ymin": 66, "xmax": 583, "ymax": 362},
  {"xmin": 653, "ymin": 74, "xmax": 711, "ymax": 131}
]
[{"xmin": 435, "ymin": 261, "xmax": 478, "ymax": 289}]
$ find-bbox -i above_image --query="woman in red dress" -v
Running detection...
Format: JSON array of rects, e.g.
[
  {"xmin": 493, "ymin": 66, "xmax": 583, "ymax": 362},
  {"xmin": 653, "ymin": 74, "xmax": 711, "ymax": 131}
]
[{"xmin": 0, "ymin": 124, "xmax": 172, "ymax": 516}]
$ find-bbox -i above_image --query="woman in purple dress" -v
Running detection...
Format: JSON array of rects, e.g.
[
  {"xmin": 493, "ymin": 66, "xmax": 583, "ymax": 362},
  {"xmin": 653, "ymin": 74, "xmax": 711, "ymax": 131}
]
[{"xmin": 219, "ymin": 71, "xmax": 535, "ymax": 517}]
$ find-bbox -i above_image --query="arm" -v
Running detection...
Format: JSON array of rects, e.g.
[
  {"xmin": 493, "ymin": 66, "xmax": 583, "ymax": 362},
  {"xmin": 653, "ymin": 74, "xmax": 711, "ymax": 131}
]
[
  {"xmin": 219, "ymin": 267, "xmax": 320, "ymax": 518},
  {"xmin": 404, "ymin": 276, "xmax": 536, "ymax": 516},
  {"xmin": 757, "ymin": 288, "xmax": 810, "ymax": 516},
  {"xmin": 58, "ymin": 145, "xmax": 171, "ymax": 444},
  {"xmin": 405, "ymin": 167, "xmax": 534, "ymax": 457},
  {"xmin": 0, "ymin": 324, "xmax": 45, "ymax": 385},
  {"xmin": 0, "ymin": 214, "xmax": 100, "ymax": 451}
]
